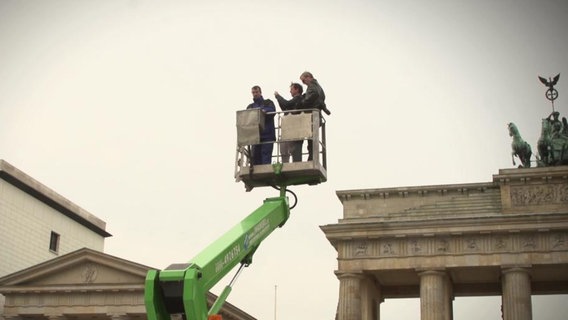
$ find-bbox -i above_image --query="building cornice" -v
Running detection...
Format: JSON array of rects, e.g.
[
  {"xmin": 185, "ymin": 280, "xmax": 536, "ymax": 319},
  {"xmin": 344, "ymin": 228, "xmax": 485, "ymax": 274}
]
[
  {"xmin": 493, "ymin": 166, "xmax": 568, "ymax": 185},
  {"xmin": 0, "ymin": 283, "xmax": 144, "ymax": 294},
  {"xmin": 321, "ymin": 212, "xmax": 568, "ymax": 244},
  {"xmin": 0, "ymin": 159, "xmax": 111, "ymax": 237},
  {"xmin": 336, "ymin": 182, "xmax": 496, "ymax": 203}
]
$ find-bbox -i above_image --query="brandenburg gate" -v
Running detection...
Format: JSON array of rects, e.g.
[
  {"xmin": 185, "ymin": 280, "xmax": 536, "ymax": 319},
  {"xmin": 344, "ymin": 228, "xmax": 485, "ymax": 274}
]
[{"xmin": 321, "ymin": 166, "xmax": 568, "ymax": 320}]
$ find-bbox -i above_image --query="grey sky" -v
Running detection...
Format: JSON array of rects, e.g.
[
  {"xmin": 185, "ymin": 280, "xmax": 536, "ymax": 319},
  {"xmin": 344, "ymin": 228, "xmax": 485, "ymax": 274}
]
[{"xmin": 1, "ymin": 0, "xmax": 567, "ymax": 319}]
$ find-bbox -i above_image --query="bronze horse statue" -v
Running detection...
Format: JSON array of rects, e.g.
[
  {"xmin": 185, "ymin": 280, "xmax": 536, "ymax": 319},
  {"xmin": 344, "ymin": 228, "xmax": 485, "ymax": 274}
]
[{"xmin": 508, "ymin": 123, "xmax": 532, "ymax": 168}]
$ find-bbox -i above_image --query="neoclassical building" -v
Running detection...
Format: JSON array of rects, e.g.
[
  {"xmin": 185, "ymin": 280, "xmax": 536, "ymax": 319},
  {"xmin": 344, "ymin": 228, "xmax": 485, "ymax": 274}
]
[
  {"xmin": 0, "ymin": 160, "xmax": 255, "ymax": 320},
  {"xmin": 322, "ymin": 166, "xmax": 568, "ymax": 320},
  {"xmin": 0, "ymin": 159, "xmax": 112, "ymax": 316}
]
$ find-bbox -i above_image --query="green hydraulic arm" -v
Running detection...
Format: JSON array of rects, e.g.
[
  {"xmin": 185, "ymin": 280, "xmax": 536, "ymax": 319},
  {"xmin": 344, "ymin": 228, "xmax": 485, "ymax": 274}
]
[{"xmin": 144, "ymin": 187, "xmax": 290, "ymax": 320}]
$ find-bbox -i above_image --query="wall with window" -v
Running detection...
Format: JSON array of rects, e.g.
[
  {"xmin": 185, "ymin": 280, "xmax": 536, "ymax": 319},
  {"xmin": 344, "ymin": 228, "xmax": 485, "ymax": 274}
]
[{"xmin": 0, "ymin": 179, "xmax": 105, "ymax": 278}]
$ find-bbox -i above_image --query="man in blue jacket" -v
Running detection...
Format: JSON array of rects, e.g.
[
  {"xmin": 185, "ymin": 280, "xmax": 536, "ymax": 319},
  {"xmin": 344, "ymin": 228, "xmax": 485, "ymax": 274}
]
[{"xmin": 247, "ymin": 85, "xmax": 276, "ymax": 165}]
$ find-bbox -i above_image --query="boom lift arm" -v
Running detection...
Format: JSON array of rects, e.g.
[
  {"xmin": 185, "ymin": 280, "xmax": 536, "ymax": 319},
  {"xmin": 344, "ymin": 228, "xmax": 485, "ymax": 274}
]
[
  {"xmin": 146, "ymin": 108, "xmax": 328, "ymax": 319},
  {"xmin": 145, "ymin": 190, "xmax": 291, "ymax": 320}
]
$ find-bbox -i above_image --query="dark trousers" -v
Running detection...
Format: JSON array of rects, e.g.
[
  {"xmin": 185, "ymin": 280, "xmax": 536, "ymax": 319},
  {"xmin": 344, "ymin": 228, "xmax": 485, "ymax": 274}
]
[
  {"xmin": 307, "ymin": 139, "xmax": 314, "ymax": 161},
  {"xmin": 291, "ymin": 140, "xmax": 304, "ymax": 162},
  {"xmin": 251, "ymin": 143, "xmax": 274, "ymax": 165}
]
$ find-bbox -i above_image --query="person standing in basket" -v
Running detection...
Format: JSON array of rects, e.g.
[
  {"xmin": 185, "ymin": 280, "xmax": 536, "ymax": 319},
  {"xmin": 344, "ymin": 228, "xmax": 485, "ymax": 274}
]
[
  {"xmin": 298, "ymin": 71, "xmax": 330, "ymax": 161},
  {"xmin": 247, "ymin": 85, "xmax": 276, "ymax": 165},
  {"xmin": 275, "ymin": 82, "xmax": 304, "ymax": 162}
]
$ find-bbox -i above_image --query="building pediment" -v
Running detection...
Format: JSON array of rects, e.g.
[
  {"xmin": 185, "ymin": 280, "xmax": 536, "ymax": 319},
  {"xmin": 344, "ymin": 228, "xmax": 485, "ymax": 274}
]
[
  {"xmin": 0, "ymin": 248, "xmax": 150, "ymax": 293},
  {"xmin": 0, "ymin": 248, "xmax": 256, "ymax": 320}
]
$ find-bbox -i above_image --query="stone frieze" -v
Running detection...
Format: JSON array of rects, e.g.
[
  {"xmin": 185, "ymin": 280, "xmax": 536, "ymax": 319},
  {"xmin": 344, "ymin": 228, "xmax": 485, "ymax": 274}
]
[
  {"xmin": 342, "ymin": 232, "xmax": 568, "ymax": 258},
  {"xmin": 510, "ymin": 184, "xmax": 568, "ymax": 206}
]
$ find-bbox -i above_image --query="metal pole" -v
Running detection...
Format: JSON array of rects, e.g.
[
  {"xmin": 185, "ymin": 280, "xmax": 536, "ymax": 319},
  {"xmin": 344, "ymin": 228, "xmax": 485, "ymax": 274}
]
[{"xmin": 274, "ymin": 284, "xmax": 277, "ymax": 320}]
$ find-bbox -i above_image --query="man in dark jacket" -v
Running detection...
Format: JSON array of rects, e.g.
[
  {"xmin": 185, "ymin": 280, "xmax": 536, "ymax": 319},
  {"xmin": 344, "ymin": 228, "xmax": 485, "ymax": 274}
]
[
  {"xmin": 275, "ymin": 82, "xmax": 304, "ymax": 162},
  {"xmin": 247, "ymin": 85, "xmax": 276, "ymax": 165},
  {"xmin": 299, "ymin": 71, "xmax": 330, "ymax": 115},
  {"xmin": 298, "ymin": 71, "xmax": 330, "ymax": 161}
]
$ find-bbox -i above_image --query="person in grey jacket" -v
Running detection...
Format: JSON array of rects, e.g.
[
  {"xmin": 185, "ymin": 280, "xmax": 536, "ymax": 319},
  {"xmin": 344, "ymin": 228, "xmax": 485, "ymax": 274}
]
[
  {"xmin": 298, "ymin": 71, "xmax": 330, "ymax": 161},
  {"xmin": 299, "ymin": 71, "xmax": 330, "ymax": 115},
  {"xmin": 275, "ymin": 82, "xmax": 304, "ymax": 162}
]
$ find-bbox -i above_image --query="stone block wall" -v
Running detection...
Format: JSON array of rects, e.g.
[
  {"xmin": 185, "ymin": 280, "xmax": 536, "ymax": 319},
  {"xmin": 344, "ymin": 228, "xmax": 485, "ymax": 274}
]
[{"xmin": 0, "ymin": 179, "xmax": 104, "ymax": 278}]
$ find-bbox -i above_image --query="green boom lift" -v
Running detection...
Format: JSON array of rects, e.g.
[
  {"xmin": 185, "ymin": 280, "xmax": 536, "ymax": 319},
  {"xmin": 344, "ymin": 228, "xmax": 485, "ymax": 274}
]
[
  {"xmin": 145, "ymin": 109, "xmax": 327, "ymax": 319},
  {"xmin": 144, "ymin": 188, "xmax": 291, "ymax": 320}
]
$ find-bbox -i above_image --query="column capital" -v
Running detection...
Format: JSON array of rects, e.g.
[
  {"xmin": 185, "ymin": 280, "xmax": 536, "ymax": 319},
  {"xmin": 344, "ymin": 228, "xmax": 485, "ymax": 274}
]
[
  {"xmin": 416, "ymin": 268, "xmax": 447, "ymax": 277},
  {"xmin": 501, "ymin": 265, "xmax": 532, "ymax": 275},
  {"xmin": 334, "ymin": 270, "xmax": 366, "ymax": 280}
]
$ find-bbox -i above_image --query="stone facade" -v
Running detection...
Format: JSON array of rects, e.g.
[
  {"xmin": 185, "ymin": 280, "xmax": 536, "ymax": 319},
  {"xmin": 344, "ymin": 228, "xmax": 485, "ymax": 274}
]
[
  {"xmin": 322, "ymin": 166, "xmax": 568, "ymax": 320},
  {"xmin": 0, "ymin": 159, "xmax": 110, "ymax": 278}
]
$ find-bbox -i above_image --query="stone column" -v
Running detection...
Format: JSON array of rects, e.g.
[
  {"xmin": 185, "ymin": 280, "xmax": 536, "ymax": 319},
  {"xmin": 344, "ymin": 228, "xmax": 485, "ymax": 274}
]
[
  {"xmin": 418, "ymin": 270, "xmax": 452, "ymax": 320},
  {"xmin": 501, "ymin": 266, "xmax": 532, "ymax": 320},
  {"xmin": 336, "ymin": 272, "xmax": 365, "ymax": 320},
  {"xmin": 444, "ymin": 275, "xmax": 454, "ymax": 320},
  {"xmin": 361, "ymin": 276, "xmax": 382, "ymax": 320}
]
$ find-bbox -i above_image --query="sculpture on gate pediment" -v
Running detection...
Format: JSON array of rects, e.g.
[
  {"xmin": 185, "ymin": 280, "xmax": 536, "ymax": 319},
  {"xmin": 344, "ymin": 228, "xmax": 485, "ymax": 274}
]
[
  {"xmin": 508, "ymin": 122, "xmax": 532, "ymax": 168},
  {"xmin": 508, "ymin": 74, "xmax": 568, "ymax": 167},
  {"xmin": 537, "ymin": 113, "xmax": 568, "ymax": 166}
]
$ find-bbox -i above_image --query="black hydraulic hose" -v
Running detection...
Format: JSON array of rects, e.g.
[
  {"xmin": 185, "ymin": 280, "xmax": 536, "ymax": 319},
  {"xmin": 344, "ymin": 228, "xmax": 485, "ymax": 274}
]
[
  {"xmin": 287, "ymin": 188, "xmax": 298, "ymax": 210},
  {"xmin": 272, "ymin": 186, "xmax": 298, "ymax": 209}
]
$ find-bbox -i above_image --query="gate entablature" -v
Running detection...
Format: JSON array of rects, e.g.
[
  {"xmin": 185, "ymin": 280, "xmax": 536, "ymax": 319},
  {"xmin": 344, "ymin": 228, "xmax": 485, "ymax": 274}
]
[{"xmin": 322, "ymin": 166, "xmax": 568, "ymax": 318}]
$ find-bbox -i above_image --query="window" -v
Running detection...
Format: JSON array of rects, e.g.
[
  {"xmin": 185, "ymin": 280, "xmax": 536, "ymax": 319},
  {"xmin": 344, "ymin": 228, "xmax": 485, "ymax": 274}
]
[{"xmin": 49, "ymin": 231, "xmax": 60, "ymax": 253}]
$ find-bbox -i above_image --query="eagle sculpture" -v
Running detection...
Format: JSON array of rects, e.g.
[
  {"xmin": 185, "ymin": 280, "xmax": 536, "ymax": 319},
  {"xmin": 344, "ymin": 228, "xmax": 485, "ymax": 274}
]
[{"xmin": 538, "ymin": 73, "xmax": 560, "ymax": 89}]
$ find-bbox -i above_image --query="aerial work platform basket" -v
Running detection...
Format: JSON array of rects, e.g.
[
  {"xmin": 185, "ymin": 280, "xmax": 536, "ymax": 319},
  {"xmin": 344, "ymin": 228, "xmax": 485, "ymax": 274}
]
[{"xmin": 234, "ymin": 109, "xmax": 327, "ymax": 190}]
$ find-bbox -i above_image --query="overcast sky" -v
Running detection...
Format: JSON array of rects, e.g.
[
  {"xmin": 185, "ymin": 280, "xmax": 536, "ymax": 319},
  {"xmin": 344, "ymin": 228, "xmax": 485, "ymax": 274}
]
[{"xmin": 1, "ymin": 0, "xmax": 567, "ymax": 319}]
